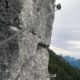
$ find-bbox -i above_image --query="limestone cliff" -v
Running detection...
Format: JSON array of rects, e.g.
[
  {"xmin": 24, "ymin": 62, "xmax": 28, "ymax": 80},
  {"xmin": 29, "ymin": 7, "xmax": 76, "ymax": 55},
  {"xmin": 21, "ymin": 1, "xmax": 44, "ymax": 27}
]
[{"xmin": 0, "ymin": 0, "xmax": 55, "ymax": 80}]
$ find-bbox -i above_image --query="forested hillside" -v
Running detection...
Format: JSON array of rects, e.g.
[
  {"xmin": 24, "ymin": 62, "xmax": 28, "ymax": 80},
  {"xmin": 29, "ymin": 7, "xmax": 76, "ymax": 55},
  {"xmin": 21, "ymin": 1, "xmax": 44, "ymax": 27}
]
[{"xmin": 48, "ymin": 49, "xmax": 80, "ymax": 80}]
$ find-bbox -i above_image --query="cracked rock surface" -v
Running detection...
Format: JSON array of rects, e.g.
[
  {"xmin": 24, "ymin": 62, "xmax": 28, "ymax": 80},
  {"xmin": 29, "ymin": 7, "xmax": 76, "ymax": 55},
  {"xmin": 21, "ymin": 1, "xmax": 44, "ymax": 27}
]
[{"xmin": 0, "ymin": 0, "xmax": 55, "ymax": 80}]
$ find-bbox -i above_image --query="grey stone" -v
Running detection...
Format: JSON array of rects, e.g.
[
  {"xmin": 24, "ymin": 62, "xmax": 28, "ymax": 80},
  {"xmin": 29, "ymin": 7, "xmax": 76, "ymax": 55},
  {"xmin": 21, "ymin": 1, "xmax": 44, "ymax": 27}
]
[{"xmin": 0, "ymin": 0, "xmax": 55, "ymax": 80}]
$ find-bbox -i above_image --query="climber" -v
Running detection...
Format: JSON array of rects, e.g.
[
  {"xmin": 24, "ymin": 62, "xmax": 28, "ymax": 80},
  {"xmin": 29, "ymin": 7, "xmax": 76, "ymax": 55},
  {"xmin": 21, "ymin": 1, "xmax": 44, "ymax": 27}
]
[{"xmin": 55, "ymin": 3, "xmax": 61, "ymax": 11}]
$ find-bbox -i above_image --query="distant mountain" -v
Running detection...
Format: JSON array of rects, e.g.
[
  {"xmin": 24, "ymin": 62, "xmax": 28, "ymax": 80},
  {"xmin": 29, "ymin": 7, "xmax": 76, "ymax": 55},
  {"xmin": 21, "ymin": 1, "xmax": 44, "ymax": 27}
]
[
  {"xmin": 64, "ymin": 56, "xmax": 80, "ymax": 68},
  {"xmin": 48, "ymin": 49, "xmax": 80, "ymax": 80}
]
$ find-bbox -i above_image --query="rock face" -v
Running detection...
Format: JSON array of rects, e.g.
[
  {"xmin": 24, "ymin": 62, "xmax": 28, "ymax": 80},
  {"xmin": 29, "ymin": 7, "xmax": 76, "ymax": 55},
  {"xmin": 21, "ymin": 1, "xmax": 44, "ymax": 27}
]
[{"xmin": 0, "ymin": 0, "xmax": 55, "ymax": 80}]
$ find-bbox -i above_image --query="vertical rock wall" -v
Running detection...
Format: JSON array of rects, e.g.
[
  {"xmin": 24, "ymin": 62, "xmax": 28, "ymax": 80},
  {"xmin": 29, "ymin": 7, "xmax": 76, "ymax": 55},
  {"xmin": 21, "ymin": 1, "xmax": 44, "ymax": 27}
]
[{"xmin": 0, "ymin": 0, "xmax": 55, "ymax": 80}]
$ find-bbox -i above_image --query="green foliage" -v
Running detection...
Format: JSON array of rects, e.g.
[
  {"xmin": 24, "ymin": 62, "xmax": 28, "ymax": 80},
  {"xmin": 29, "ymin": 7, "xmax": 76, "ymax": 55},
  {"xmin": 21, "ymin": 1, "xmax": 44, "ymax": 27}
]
[{"xmin": 48, "ymin": 49, "xmax": 80, "ymax": 80}]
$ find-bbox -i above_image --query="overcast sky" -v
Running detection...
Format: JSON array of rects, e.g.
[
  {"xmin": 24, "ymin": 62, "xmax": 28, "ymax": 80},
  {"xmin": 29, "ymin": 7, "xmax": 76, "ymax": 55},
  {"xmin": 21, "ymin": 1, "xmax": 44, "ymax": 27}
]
[{"xmin": 50, "ymin": 0, "xmax": 80, "ymax": 59}]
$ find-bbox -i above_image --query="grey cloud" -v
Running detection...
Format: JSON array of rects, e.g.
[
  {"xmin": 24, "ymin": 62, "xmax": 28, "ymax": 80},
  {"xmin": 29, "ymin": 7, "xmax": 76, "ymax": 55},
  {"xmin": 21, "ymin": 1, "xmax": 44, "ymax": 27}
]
[{"xmin": 51, "ymin": 0, "xmax": 80, "ymax": 58}]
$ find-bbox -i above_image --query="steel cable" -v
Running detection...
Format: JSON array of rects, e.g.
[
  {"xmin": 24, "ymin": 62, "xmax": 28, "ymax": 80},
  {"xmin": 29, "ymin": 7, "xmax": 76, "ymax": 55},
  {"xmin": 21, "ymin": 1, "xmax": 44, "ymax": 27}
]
[{"xmin": 0, "ymin": 10, "xmax": 54, "ymax": 46}]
